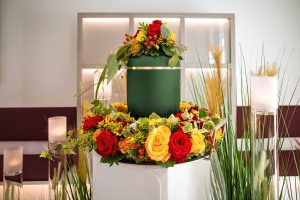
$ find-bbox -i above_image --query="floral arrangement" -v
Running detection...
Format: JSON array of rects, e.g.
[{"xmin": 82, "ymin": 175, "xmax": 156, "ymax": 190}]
[
  {"xmin": 96, "ymin": 20, "xmax": 187, "ymax": 91},
  {"xmin": 72, "ymin": 100, "xmax": 224, "ymax": 167}
]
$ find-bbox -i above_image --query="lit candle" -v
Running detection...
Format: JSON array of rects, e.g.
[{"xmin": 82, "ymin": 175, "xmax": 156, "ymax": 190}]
[
  {"xmin": 251, "ymin": 76, "xmax": 278, "ymax": 111},
  {"xmin": 48, "ymin": 116, "xmax": 67, "ymax": 143},
  {"xmin": 4, "ymin": 146, "xmax": 23, "ymax": 176},
  {"xmin": 94, "ymin": 70, "xmax": 112, "ymax": 101}
]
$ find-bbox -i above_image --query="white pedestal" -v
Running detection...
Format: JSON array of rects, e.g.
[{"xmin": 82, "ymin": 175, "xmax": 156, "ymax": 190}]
[{"xmin": 92, "ymin": 151, "xmax": 211, "ymax": 200}]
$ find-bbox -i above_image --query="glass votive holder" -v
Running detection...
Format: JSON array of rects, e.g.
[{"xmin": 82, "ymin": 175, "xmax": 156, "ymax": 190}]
[
  {"xmin": 48, "ymin": 116, "xmax": 67, "ymax": 200},
  {"xmin": 3, "ymin": 146, "xmax": 23, "ymax": 200}
]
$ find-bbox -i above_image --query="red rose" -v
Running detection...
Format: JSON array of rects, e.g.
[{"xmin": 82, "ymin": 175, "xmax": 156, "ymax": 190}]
[
  {"xmin": 96, "ymin": 130, "xmax": 118, "ymax": 157},
  {"xmin": 147, "ymin": 20, "xmax": 162, "ymax": 37},
  {"xmin": 192, "ymin": 113, "xmax": 198, "ymax": 121},
  {"xmin": 169, "ymin": 129, "xmax": 192, "ymax": 163},
  {"xmin": 175, "ymin": 112, "xmax": 184, "ymax": 121},
  {"xmin": 191, "ymin": 105, "xmax": 199, "ymax": 111},
  {"xmin": 83, "ymin": 116, "xmax": 103, "ymax": 131}
]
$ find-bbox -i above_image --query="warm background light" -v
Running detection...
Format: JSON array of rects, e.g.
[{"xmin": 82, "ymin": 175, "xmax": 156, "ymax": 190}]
[
  {"xmin": 48, "ymin": 116, "xmax": 67, "ymax": 143},
  {"xmin": 4, "ymin": 146, "xmax": 23, "ymax": 176}
]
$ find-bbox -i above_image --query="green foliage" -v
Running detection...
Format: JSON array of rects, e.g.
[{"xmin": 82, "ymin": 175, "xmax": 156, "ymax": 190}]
[
  {"xmin": 199, "ymin": 108, "xmax": 208, "ymax": 118},
  {"xmin": 182, "ymin": 108, "xmax": 193, "ymax": 120},
  {"xmin": 162, "ymin": 45, "xmax": 174, "ymax": 56},
  {"xmin": 40, "ymin": 150, "xmax": 57, "ymax": 160},
  {"xmin": 156, "ymin": 160, "xmax": 176, "ymax": 168},
  {"xmin": 149, "ymin": 112, "xmax": 160, "ymax": 119},
  {"xmin": 168, "ymin": 53, "xmax": 179, "ymax": 66},
  {"xmin": 182, "ymin": 122, "xmax": 193, "ymax": 133},
  {"xmin": 100, "ymin": 154, "xmax": 124, "ymax": 167},
  {"xmin": 161, "ymin": 25, "xmax": 170, "ymax": 38},
  {"xmin": 203, "ymin": 121, "xmax": 215, "ymax": 131},
  {"xmin": 106, "ymin": 53, "xmax": 119, "ymax": 83},
  {"xmin": 91, "ymin": 100, "xmax": 113, "ymax": 116}
]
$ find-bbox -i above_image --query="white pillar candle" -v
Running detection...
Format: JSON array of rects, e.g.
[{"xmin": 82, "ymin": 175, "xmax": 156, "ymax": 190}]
[
  {"xmin": 94, "ymin": 70, "xmax": 112, "ymax": 100},
  {"xmin": 4, "ymin": 146, "xmax": 23, "ymax": 176},
  {"xmin": 48, "ymin": 116, "xmax": 67, "ymax": 143},
  {"xmin": 251, "ymin": 76, "xmax": 278, "ymax": 111}
]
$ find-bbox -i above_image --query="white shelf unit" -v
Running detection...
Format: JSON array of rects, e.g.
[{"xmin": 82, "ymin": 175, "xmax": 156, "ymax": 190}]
[{"xmin": 77, "ymin": 13, "xmax": 236, "ymax": 124}]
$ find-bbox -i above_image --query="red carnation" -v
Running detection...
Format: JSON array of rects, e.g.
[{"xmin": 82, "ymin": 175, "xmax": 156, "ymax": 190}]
[
  {"xmin": 147, "ymin": 20, "xmax": 162, "ymax": 37},
  {"xmin": 83, "ymin": 116, "xmax": 103, "ymax": 131},
  {"xmin": 96, "ymin": 130, "xmax": 118, "ymax": 157},
  {"xmin": 169, "ymin": 129, "xmax": 192, "ymax": 163}
]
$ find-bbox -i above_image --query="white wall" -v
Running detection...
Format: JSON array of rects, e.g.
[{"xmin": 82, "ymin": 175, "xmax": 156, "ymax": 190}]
[{"xmin": 0, "ymin": 0, "xmax": 299, "ymax": 107}]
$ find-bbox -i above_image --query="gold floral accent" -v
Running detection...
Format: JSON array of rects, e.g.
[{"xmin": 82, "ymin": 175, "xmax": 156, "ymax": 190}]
[
  {"xmin": 112, "ymin": 102, "xmax": 128, "ymax": 113},
  {"xmin": 215, "ymin": 128, "xmax": 223, "ymax": 142},
  {"xmin": 118, "ymin": 137, "xmax": 134, "ymax": 154}
]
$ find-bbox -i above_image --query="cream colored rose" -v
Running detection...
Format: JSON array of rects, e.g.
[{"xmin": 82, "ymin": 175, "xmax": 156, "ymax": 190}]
[
  {"xmin": 190, "ymin": 128, "xmax": 206, "ymax": 154},
  {"xmin": 145, "ymin": 126, "xmax": 171, "ymax": 162}
]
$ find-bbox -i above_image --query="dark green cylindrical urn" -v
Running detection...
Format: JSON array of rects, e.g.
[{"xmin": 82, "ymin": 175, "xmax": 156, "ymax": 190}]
[{"xmin": 127, "ymin": 55, "xmax": 180, "ymax": 118}]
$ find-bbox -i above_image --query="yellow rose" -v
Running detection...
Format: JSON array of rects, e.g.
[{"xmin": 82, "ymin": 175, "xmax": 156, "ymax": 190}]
[
  {"xmin": 180, "ymin": 101, "xmax": 192, "ymax": 112},
  {"xmin": 145, "ymin": 126, "xmax": 171, "ymax": 162},
  {"xmin": 215, "ymin": 129, "xmax": 223, "ymax": 142},
  {"xmin": 190, "ymin": 128, "xmax": 206, "ymax": 154}
]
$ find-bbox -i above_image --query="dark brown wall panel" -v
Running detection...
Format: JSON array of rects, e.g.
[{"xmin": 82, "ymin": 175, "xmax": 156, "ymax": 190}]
[
  {"xmin": 237, "ymin": 106, "xmax": 300, "ymax": 138},
  {"xmin": 0, "ymin": 155, "xmax": 48, "ymax": 181},
  {"xmin": 0, "ymin": 107, "xmax": 77, "ymax": 141}
]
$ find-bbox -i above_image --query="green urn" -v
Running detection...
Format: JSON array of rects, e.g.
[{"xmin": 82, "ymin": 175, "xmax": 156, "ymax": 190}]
[{"xmin": 127, "ymin": 55, "xmax": 181, "ymax": 118}]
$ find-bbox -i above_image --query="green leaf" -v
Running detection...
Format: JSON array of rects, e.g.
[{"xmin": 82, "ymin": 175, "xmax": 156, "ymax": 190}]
[
  {"xmin": 161, "ymin": 25, "xmax": 170, "ymax": 38},
  {"xmin": 91, "ymin": 99, "xmax": 100, "ymax": 107},
  {"xmin": 100, "ymin": 154, "xmax": 124, "ymax": 166},
  {"xmin": 168, "ymin": 54, "xmax": 179, "ymax": 66},
  {"xmin": 127, "ymin": 149, "xmax": 137, "ymax": 158},
  {"xmin": 138, "ymin": 118, "xmax": 149, "ymax": 129},
  {"xmin": 149, "ymin": 112, "xmax": 160, "ymax": 119},
  {"xmin": 212, "ymin": 116, "xmax": 221, "ymax": 126},
  {"xmin": 149, "ymin": 52, "xmax": 160, "ymax": 57},
  {"xmin": 203, "ymin": 121, "xmax": 215, "ymax": 131},
  {"xmin": 182, "ymin": 122, "xmax": 193, "ymax": 133},
  {"xmin": 116, "ymin": 45, "xmax": 130, "ymax": 61},
  {"xmin": 199, "ymin": 108, "xmax": 208, "ymax": 119},
  {"xmin": 156, "ymin": 160, "xmax": 175, "ymax": 168},
  {"xmin": 170, "ymin": 124, "xmax": 179, "ymax": 132},
  {"xmin": 95, "ymin": 65, "xmax": 107, "ymax": 99},
  {"xmin": 106, "ymin": 53, "xmax": 119, "ymax": 83},
  {"xmin": 186, "ymin": 154, "xmax": 196, "ymax": 160},
  {"xmin": 182, "ymin": 109, "xmax": 193, "ymax": 120},
  {"xmin": 40, "ymin": 150, "xmax": 57, "ymax": 160},
  {"xmin": 162, "ymin": 45, "xmax": 174, "ymax": 56},
  {"xmin": 130, "ymin": 121, "xmax": 139, "ymax": 131},
  {"xmin": 55, "ymin": 144, "xmax": 63, "ymax": 151}
]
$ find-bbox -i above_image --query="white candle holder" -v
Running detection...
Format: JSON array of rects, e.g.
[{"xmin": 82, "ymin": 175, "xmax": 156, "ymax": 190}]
[
  {"xmin": 251, "ymin": 75, "xmax": 279, "ymax": 200},
  {"xmin": 251, "ymin": 76, "xmax": 278, "ymax": 112},
  {"xmin": 3, "ymin": 146, "xmax": 23, "ymax": 200},
  {"xmin": 48, "ymin": 116, "xmax": 67, "ymax": 200}
]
